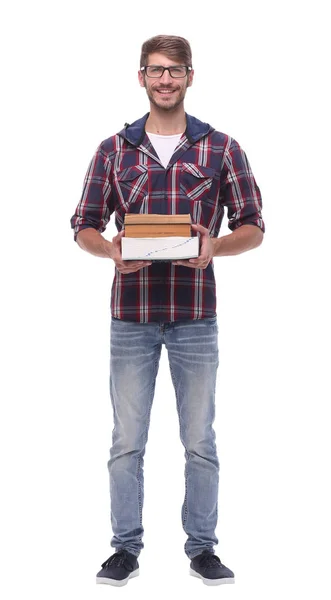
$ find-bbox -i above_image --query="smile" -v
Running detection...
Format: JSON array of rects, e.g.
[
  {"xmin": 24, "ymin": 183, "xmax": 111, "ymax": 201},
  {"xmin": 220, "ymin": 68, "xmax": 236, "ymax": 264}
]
[{"xmin": 156, "ymin": 90, "xmax": 176, "ymax": 94}]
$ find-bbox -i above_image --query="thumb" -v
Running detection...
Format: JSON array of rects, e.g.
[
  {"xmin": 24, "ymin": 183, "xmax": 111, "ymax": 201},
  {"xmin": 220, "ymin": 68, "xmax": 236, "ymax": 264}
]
[
  {"xmin": 191, "ymin": 223, "xmax": 209, "ymax": 235},
  {"xmin": 113, "ymin": 229, "xmax": 125, "ymax": 243}
]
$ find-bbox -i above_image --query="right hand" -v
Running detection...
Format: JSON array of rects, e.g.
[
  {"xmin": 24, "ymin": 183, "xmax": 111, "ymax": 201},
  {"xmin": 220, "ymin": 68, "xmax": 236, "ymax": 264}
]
[{"xmin": 106, "ymin": 230, "xmax": 152, "ymax": 274}]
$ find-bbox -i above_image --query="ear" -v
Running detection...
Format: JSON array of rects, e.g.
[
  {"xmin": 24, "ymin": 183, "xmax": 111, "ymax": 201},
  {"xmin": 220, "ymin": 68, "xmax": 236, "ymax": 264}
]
[
  {"xmin": 187, "ymin": 69, "xmax": 194, "ymax": 87},
  {"xmin": 138, "ymin": 70, "xmax": 146, "ymax": 88}
]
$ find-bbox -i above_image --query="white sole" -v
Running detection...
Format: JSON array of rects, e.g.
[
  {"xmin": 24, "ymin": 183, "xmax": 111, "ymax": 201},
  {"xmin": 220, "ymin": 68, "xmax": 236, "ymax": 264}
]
[
  {"xmin": 96, "ymin": 568, "xmax": 140, "ymax": 586},
  {"xmin": 190, "ymin": 568, "xmax": 235, "ymax": 586}
]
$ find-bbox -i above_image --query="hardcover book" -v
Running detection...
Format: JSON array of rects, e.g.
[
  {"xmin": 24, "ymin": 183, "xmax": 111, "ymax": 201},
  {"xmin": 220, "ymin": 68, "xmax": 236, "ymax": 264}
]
[
  {"xmin": 124, "ymin": 213, "xmax": 192, "ymax": 238},
  {"xmin": 121, "ymin": 236, "xmax": 199, "ymax": 260},
  {"xmin": 122, "ymin": 214, "xmax": 199, "ymax": 261}
]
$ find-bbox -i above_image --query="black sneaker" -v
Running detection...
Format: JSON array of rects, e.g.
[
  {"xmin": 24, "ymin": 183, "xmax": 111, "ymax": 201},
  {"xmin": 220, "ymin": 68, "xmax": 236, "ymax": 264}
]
[
  {"xmin": 96, "ymin": 549, "xmax": 140, "ymax": 586},
  {"xmin": 190, "ymin": 550, "xmax": 235, "ymax": 586}
]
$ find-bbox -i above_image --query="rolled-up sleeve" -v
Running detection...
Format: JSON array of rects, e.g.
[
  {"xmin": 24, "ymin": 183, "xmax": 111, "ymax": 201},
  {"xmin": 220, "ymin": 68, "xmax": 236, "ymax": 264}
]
[
  {"xmin": 221, "ymin": 138, "xmax": 265, "ymax": 233},
  {"xmin": 70, "ymin": 145, "xmax": 113, "ymax": 241}
]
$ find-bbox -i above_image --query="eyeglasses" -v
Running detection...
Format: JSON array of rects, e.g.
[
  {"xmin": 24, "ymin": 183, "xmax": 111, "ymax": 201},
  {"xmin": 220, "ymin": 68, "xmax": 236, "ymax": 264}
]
[{"xmin": 141, "ymin": 65, "xmax": 192, "ymax": 78}]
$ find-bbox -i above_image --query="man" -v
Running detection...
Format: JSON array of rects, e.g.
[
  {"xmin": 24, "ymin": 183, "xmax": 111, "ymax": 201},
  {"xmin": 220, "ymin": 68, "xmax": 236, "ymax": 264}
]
[{"xmin": 70, "ymin": 34, "xmax": 265, "ymax": 587}]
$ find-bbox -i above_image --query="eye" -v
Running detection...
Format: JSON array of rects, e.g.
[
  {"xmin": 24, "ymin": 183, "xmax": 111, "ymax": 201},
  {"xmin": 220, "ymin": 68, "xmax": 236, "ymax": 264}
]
[{"xmin": 170, "ymin": 67, "xmax": 186, "ymax": 75}]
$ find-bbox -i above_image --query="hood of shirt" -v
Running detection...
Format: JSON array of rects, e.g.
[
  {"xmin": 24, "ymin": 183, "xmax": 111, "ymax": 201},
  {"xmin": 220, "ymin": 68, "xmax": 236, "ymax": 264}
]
[{"xmin": 117, "ymin": 112, "xmax": 214, "ymax": 146}]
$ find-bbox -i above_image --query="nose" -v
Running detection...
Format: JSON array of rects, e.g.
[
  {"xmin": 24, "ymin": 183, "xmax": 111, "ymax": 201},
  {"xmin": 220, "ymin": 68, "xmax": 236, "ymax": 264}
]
[{"xmin": 159, "ymin": 69, "xmax": 172, "ymax": 84}]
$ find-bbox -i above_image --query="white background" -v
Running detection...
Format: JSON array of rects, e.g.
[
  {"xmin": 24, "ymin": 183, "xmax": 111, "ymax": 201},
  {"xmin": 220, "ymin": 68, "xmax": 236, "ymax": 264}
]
[{"xmin": 1, "ymin": 0, "xmax": 330, "ymax": 598}]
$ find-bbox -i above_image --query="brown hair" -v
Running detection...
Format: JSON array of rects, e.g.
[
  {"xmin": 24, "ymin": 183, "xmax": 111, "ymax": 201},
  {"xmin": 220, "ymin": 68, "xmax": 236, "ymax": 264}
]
[{"xmin": 140, "ymin": 35, "xmax": 192, "ymax": 68}]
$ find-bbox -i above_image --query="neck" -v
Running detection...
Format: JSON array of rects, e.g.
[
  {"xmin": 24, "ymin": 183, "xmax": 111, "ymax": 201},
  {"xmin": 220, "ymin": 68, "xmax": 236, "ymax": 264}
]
[{"xmin": 145, "ymin": 104, "xmax": 186, "ymax": 135}]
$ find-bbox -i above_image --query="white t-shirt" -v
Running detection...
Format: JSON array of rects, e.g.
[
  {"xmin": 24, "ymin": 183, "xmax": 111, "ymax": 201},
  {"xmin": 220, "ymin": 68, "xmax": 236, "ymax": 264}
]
[{"xmin": 146, "ymin": 131, "xmax": 183, "ymax": 168}]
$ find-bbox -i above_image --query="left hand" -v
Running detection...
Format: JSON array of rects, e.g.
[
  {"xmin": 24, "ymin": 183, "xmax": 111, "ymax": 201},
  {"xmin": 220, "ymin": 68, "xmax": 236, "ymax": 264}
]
[{"xmin": 172, "ymin": 223, "xmax": 214, "ymax": 269}]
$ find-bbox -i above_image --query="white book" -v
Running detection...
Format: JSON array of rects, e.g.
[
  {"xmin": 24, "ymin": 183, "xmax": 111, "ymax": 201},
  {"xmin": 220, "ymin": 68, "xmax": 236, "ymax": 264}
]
[{"xmin": 121, "ymin": 236, "xmax": 199, "ymax": 261}]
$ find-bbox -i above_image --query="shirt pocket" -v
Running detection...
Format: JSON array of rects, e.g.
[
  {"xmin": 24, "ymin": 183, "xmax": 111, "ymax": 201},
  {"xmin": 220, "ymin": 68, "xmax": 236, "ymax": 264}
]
[
  {"xmin": 180, "ymin": 163, "xmax": 216, "ymax": 202},
  {"xmin": 180, "ymin": 162, "xmax": 221, "ymax": 227},
  {"xmin": 113, "ymin": 164, "xmax": 148, "ymax": 212}
]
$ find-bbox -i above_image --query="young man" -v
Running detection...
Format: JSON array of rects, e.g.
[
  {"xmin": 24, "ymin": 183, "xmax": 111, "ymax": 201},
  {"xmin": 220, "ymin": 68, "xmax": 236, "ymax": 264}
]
[{"xmin": 70, "ymin": 34, "xmax": 265, "ymax": 587}]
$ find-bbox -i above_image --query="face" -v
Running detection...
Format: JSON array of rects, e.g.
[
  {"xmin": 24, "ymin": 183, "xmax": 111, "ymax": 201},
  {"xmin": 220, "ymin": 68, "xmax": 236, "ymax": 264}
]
[{"xmin": 138, "ymin": 52, "xmax": 194, "ymax": 111}]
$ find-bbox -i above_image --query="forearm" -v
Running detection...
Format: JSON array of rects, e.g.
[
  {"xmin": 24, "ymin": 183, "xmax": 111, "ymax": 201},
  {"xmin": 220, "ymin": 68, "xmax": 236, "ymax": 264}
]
[
  {"xmin": 212, "ymin": 224, "xmax": 264, "ymax": 257},
  {"xmin": 76, "ymin": 228, "xmax": 113, "ymax": 258}
]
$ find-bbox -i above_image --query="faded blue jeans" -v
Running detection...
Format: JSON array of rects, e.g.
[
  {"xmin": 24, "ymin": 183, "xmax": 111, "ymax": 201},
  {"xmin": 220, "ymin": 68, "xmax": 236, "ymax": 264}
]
[{"xmin": 107, "ymin": 316, "xmax": 220, "ymax": 560}]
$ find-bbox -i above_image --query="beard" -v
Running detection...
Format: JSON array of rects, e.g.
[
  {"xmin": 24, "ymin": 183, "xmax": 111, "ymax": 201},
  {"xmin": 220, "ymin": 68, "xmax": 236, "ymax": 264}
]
[{"xmin": 146, "ymin": 83, "xmax": 188, "ymax": 111}]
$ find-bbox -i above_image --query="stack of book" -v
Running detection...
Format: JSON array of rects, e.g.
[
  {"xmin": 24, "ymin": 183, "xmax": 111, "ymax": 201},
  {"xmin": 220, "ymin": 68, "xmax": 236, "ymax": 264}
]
[{"xmin": 121, "ymin": 214, "xmax": 199, "ymax": 261}]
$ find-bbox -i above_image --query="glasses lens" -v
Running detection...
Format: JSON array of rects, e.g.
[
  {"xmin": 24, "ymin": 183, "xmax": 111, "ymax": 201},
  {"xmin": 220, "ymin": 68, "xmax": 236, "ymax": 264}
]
[
  {"xmin": 169, "ymin": 66, "xmax": 187, "ymax": 78},
  {"xmin": 145, "ymin": 66, "xmax": 188, "ymax": 78},
  {"xmin": 145, "ymin": 66, "xmax": 164, "ymax": 77}
]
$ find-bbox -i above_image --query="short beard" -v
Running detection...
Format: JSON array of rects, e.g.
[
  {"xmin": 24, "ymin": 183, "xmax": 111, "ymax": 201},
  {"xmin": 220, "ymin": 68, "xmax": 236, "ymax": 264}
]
[{"xmin": 146, "ymin": 82, "xmax": 188, "ymax": 112}]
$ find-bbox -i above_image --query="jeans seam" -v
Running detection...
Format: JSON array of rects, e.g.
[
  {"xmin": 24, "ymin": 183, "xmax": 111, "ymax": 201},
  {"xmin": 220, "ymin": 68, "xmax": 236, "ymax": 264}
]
[
  {"xmin": 138, "ymin": 352, "xmax": 160, "ymax": 528},
  {"xmin": 169, "ymin": 360, "xmax": 188, "ymax": 527}
]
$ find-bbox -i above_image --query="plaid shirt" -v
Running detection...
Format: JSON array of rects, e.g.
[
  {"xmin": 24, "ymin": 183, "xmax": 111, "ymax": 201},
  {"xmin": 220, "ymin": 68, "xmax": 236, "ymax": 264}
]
[{"xmin": 70, "ymin": 112, "xmax": 265, "ymax": 322}]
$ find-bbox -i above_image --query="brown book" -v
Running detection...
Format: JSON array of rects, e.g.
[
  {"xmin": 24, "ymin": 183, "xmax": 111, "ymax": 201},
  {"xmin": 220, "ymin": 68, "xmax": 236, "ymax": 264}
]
[{"xmin": 124, "ymin": 214, "xmax": 192, "ymax": 238}]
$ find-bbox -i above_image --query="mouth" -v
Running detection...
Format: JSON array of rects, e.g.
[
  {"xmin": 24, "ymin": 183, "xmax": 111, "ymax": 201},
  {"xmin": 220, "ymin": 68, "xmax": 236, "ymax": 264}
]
[{"xmin": 155, "ymin": 89, "xmax": 177, "ymax": 95}]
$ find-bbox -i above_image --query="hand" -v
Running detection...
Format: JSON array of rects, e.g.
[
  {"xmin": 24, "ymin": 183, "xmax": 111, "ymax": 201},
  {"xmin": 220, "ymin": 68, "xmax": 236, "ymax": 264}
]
[
  {"xmin": 107, "ymin": 230, "xmax": 152, "ymax": 274},
  {"xmin": 172, "ymin": 223, "xmax": 214, "ymax": 269}
]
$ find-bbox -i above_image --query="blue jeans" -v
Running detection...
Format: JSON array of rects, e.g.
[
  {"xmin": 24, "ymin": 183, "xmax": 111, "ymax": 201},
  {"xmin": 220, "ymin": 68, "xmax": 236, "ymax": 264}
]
[{"xmin": 107, "ymin": 316, "xmax": 220, "ymax": 560}]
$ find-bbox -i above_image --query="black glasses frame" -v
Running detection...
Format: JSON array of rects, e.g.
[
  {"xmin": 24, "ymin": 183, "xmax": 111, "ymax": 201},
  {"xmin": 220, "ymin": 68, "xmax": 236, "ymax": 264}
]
[{"xmin": 140, "ymin": 65, "xmax": 192, "ymax": 78}]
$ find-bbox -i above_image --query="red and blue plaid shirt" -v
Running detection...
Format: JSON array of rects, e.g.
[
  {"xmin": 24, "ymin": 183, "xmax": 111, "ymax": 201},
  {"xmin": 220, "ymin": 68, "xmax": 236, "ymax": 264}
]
[{"xmin": 70, "ymin": 112, "xmax": 265, "ymax": 322}]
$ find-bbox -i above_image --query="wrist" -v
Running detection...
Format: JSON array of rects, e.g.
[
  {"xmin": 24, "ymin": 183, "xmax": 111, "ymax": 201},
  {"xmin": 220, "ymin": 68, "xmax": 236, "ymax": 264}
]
[
  {"xmin": 103, "ymin": 239, "xmax": 114, "ymax": 259},
  {"xmin": 211, "ymin": 237, "xmax": 219, "ymax": 257}
]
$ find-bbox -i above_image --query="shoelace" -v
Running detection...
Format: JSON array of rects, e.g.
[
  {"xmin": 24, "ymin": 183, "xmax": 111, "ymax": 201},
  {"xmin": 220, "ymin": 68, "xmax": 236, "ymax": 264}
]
[
  {"xmin": 101, "ymin": 550, "xmax": 134, "ymax": 571},
  {"xmin": 198, "ymin": 553, "xmax": 222, "ymax": 569}
]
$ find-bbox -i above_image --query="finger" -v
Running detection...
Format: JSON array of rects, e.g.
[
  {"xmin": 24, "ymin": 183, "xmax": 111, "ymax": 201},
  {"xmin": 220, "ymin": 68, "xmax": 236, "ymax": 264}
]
[
  {"xmin": 188, "ymin": 258, "xmax": 201, "ymax": 264},
  {"xmin": 191, "ymin": 223, "xmax": 209, "ymax": 235},
  {"xmin": 117, "ymin": 261, "xmax": 152, "ymax": 272},
  {"xmin": 121, "ymin": 267, "xmax": 151, "ymax": 274},
  {"xmin": 172, "ymin": 260, "xmax": 196, "ymax": 268},
  {"xmin": 190, "ymin": 255, "xmax": 211, "ymax": 265},
  {"xmin": 125, "ymin": 260, "xmax": 152, "ymax": 267},
  {"xmin": 113, "ymin": 230, "xmax": 125, "ymax": 243},
  {"xmin": 117, "ymin": 258, "xmax": 141, "ymax": 266},
  {"xmin": 172, "ymin": 260, "xmax": 185, "ymax": 266}
]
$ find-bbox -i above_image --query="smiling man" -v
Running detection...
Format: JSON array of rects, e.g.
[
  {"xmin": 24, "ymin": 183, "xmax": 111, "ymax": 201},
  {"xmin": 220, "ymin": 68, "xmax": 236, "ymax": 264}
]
[{"xmin": 70, "ymin": 34, "xmax": 265, "ymax": 587}]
